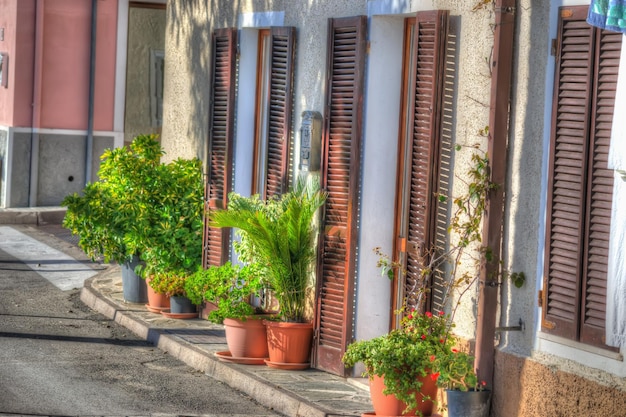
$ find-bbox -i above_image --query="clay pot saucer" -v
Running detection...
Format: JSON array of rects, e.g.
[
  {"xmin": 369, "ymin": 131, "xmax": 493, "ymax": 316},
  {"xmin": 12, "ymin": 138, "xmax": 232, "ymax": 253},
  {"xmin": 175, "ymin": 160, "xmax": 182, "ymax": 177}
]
[
  {"xmin": 215, "ymin": 351, "xmax": 267, "ymax": 365},
  {"xmin": 263, "ymin": 359, "xmax": 310, "ymax": 370}
]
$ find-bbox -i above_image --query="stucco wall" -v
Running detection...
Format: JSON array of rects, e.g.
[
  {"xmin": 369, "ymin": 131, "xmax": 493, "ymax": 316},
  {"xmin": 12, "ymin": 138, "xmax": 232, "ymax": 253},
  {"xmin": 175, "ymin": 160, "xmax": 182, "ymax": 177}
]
[
  {"xmin": 161, "ymin": 1, "xmax": 626, "ymax": 412},
  {"xmin": 124, "ymin": 6, "xmax": 165, "ymax": 145}
]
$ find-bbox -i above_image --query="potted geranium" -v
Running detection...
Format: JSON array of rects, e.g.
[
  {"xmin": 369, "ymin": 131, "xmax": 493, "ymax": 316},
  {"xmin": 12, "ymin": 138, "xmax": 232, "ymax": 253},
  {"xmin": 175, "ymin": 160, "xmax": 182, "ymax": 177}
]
[
  {"xmin": 343, "ymin": 310, "xmax": 452, "ymax": 416},
  {"xmin": 433, "ymin": 345, "xmax": 490, "ymax": 417},
  {"xmin": 185, "ymin": 261, "xmax": 269, "ymax": 361},
  {"xmin": 210, "ymin": 178, "xmax": 326, "ymax": 368},
  {"xmin": 343, "ymin": 150, "xmax": 506, "ymax": 416}
]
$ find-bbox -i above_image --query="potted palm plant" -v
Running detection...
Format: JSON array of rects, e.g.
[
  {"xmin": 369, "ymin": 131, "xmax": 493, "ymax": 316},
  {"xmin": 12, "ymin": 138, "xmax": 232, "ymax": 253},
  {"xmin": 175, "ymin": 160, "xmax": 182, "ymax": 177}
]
[
  {"xmin": 210, "ymin": 178, "xmax": 326, "ymax": 368},
  {"xmin": 62, "ymin": 134, "xmax": 164, "ymax": 303},
  {"xmin": 185, "ymin": 261, "xmax": 269, "ymax": 362}
]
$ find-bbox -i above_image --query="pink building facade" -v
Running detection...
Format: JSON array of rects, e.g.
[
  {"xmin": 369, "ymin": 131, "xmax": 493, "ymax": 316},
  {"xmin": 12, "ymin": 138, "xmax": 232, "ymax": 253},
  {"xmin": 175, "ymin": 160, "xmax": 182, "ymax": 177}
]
[{"xmin": 0, "ymin": 0, "xmax": 165, "ymax": 207}]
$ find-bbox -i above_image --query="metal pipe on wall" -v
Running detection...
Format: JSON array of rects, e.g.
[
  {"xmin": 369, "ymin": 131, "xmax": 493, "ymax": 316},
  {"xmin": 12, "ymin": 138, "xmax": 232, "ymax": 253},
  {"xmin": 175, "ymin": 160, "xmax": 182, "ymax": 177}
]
[
  {"xmin": 28, "ymin": 0, "xmax": 44, "ymax": 207},
  {"xmin": 85, "ymin": 0, "xmax": 97, "ymax": 184},
  {"xmin": 474, "ymin": 0, "xmax": 516, "ymax": 387}
]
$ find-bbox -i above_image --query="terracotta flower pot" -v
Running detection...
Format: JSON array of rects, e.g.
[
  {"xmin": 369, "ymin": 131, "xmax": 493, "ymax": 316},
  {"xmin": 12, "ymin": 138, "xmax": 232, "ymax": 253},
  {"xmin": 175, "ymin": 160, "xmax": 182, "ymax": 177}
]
[
  {"xmin": 369, "ymin": 373, "xmax": 438, "ymax": 417},
  {"xmin": 224, "ymin": 317, "xmax": 269, "ymax": 359},
  {"xmin": 264, "ymin": 320, "xmax": 313, "ymax": 368},
  {"xmin": 199, "ymin": 300, "xmax": 218, "ymax": 320},
  {"xmin": 145, "ymin": 277, "xmax": 170, "ymax": 312}
]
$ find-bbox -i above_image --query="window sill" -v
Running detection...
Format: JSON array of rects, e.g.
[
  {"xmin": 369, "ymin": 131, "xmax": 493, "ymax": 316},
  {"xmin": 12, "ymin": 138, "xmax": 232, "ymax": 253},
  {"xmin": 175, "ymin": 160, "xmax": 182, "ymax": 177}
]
[{"xmin": 538, "ymin": 332, "xmax": 623, "ymax": 361}]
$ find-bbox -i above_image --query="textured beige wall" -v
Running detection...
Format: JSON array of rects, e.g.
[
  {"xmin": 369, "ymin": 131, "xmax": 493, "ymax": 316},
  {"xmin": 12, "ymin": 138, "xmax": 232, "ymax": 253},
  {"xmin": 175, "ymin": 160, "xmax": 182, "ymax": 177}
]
[
  {"xmin": 494, "ymin": 350, "xmax": 626, "ymax": 416},
  {"xmin": 124, "ymin": 6, "xmax": 166, "ymax": 145}
]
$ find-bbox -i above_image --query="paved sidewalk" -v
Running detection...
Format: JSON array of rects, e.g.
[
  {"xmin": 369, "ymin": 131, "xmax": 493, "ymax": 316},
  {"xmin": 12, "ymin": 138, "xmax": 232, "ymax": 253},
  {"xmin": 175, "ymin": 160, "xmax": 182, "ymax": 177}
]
[{"xmin": 80, "ymin": 266, "xmax": 373, "ymax": 417}]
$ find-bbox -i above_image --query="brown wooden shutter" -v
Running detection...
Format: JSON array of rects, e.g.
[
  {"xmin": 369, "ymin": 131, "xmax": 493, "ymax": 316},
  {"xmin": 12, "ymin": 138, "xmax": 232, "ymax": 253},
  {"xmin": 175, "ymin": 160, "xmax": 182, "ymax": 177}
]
[
  {"xmin": 543, "ymin": 6, "xmax": 619, "ymax": 348},
  {"xmin": 313, "ymin": 15, "xmax": 367, "ymax": 376},
  {"xmin": 202, "ymin": 28, "xmax": 237, "ymax": 268},
  {"xmin": 264, "ymin": 27, "xmax": 296, "ymax": 199},
  {"xmin": 580, "ymin": 28, "xmax": 621, "ymax": 346},
  {"xmin": 396, "ymin": 10, "xmax": 449, "ymax": 315}
]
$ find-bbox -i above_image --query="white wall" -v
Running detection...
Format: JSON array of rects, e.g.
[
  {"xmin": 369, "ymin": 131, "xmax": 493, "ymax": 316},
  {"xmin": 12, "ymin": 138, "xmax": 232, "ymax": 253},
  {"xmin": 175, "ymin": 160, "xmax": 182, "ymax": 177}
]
[{"xmin": 354, "ymin": 14, "xmax": 405, "ymax": 343}]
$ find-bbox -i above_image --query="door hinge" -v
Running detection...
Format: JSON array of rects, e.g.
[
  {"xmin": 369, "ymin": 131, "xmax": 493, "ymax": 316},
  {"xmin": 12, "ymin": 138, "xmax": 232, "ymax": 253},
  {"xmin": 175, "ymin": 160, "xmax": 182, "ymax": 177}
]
[
  {"xmin": 551, "ymin": 39, "xmax": 557, "ymax": 56},
  {"xmin": 537, "ymin": 289, "xmax": 543, "ymax": 307}
]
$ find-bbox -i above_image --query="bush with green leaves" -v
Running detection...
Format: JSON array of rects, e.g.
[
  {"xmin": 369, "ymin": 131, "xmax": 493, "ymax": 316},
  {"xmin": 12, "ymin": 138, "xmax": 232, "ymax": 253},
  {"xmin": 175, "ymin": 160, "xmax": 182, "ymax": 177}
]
[
  {"xmin": 184, "ymin": 261, "xmax": 265, "ymax": 323},
  {"xmin": 62, "ymin": 134, "xmax": 163, "ymax": 264},
  {"xmin": 139, "ymin": 157, "xmax": 204, "ymax": 283},
  {"xmin": 63, "ymin": 134, "xmax": 204, "ymax": 293}
]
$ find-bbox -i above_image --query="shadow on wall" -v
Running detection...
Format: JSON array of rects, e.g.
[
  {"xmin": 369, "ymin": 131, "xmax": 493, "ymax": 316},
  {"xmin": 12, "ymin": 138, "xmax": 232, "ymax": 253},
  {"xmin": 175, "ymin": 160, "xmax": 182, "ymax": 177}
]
[{"xmin": 165, "ymin": 0, "xmax": 333, "ymax": 160}]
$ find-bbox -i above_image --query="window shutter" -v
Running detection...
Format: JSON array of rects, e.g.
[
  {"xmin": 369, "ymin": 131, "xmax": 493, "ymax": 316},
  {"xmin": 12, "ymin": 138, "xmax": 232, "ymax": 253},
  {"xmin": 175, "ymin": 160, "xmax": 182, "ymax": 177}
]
[
  {"xmin": 543, "ymin": 7, "xmax": 595, "ymax": 339},
  {"xmin": 580, "ymin": 28, "xmax": 620, "ymax": 346},
  {"xmin": 543, "ymin": 6, "xmax": 619, "ymax": 348},
  {"xmin": 398, "ymin": 10, "xmax": 449, "ymax": 314},
  {"xmin": 313, "ymin": 15, "xmax": 367, "ymax": 376},
  {"xmin": 264, "ymin": 27, "xmax": 296, "ymax": 198},
  {"xmin": 202, "ymin": 28, "xmax": 237, "ymax": 268}
]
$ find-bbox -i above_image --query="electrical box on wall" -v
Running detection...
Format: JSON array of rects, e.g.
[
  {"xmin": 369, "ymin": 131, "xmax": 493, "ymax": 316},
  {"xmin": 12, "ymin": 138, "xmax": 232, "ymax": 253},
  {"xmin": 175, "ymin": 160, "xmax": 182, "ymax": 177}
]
[
  {"xmin": 0, "ymin": 52, "xmax": 8, "ymax": 88},
  {"xmin": 299, "ymin": 111, "xmax": 322, "ymax": 172}
]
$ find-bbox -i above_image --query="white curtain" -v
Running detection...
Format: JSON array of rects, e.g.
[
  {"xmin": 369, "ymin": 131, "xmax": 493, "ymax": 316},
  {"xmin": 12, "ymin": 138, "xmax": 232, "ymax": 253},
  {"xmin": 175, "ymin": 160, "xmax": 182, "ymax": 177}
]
[{"xmin": 606, "ymin": 35, "xmax": 626, "ymax": 348}]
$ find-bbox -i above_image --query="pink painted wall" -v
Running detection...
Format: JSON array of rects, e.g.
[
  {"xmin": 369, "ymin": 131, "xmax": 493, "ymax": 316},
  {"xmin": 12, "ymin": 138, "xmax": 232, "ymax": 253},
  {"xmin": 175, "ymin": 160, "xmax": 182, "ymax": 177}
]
[
  {"xmin": 0, "ymin": 0, "xmax": 117, "ymax": 129},
  {"xmin": 39, "ymin": 0, "xmax": 117, "ymax": 130},
  {"xmin": 0, "ymin": 0, "xmax": 36, "ymax": 127}
]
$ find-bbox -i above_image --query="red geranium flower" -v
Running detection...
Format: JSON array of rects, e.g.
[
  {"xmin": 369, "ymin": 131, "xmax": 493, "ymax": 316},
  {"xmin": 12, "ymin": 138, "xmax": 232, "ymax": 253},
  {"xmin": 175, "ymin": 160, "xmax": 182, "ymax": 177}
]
[
  {"xmin": 429, "ymin": 355, "xmax": 436, "ymax": 362},
  {"xmin": 430, "ymin": 372, "xmax": 440, "ymax": 381},
  {"xmin": 425, "ymin": 311, "xmax": 433, "ymax": 318},
  {"xmin": 421, "ymin": 335, "xmax": 427, "ymax": 340}
]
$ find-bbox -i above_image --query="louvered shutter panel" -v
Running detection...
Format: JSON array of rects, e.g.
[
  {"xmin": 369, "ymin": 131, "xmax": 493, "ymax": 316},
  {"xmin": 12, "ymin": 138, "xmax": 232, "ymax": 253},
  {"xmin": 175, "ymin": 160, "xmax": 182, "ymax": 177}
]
[
  {"xmin": 399, "ymin": 10, "xmax": 449, "ymax": 314},
  {"xmin": 580, "ymin": 29, "xmax": 620, "ymax": 347},
  {"xmin": 543, "ymin": 7, "xmax": 619, "ymax": 348},
  {"xmin": 313, "ymin": 16, "xmax": 367, "ymax": 376},
  {"xmin": 202, "ymin": 28, "xmax": 237, "ymax": 268},
  {"xmin": 264, "ymin": 27, "xmax": 296, "ymax": 199},
  {"xmin": 543, "ymin": 7, "xmax": 595, "ymax": 339}
]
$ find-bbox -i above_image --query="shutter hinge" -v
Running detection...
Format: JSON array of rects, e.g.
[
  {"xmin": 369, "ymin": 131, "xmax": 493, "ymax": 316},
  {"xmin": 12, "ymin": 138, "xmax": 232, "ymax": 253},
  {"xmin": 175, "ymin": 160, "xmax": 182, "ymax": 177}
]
[
  {"xmin": 366, "ymin": 41, "xmax": 370, "ymax": 55},
  {"xmin": 537, "ymin": 289, "xmax": 543, "ymax": 306},
  {"xmin": 550, "ymin": 39, "xmax": 557, "ymax": 57},
  {"xmin": 543, "ymin": 320, "xmax": 555, "ymax": 330}
]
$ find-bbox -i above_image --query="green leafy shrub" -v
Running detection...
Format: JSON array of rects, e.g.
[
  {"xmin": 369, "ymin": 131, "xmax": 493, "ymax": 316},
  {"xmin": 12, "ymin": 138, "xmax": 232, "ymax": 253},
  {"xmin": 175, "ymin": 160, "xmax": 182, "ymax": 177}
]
[{"xmin": 184, "ymin": 261, "xmax": 265, "ymax": 323}]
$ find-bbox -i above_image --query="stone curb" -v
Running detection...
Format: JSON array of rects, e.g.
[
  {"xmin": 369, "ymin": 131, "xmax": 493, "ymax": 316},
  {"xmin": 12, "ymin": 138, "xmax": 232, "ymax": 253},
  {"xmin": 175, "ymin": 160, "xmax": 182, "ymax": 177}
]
[
  {"xmin": 80, "ymin": 271, "xmax": 332, "ymax": 417},
  {"xmin": 0, "ymin": 207, "xmax": 66, "ymax": 225}
]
